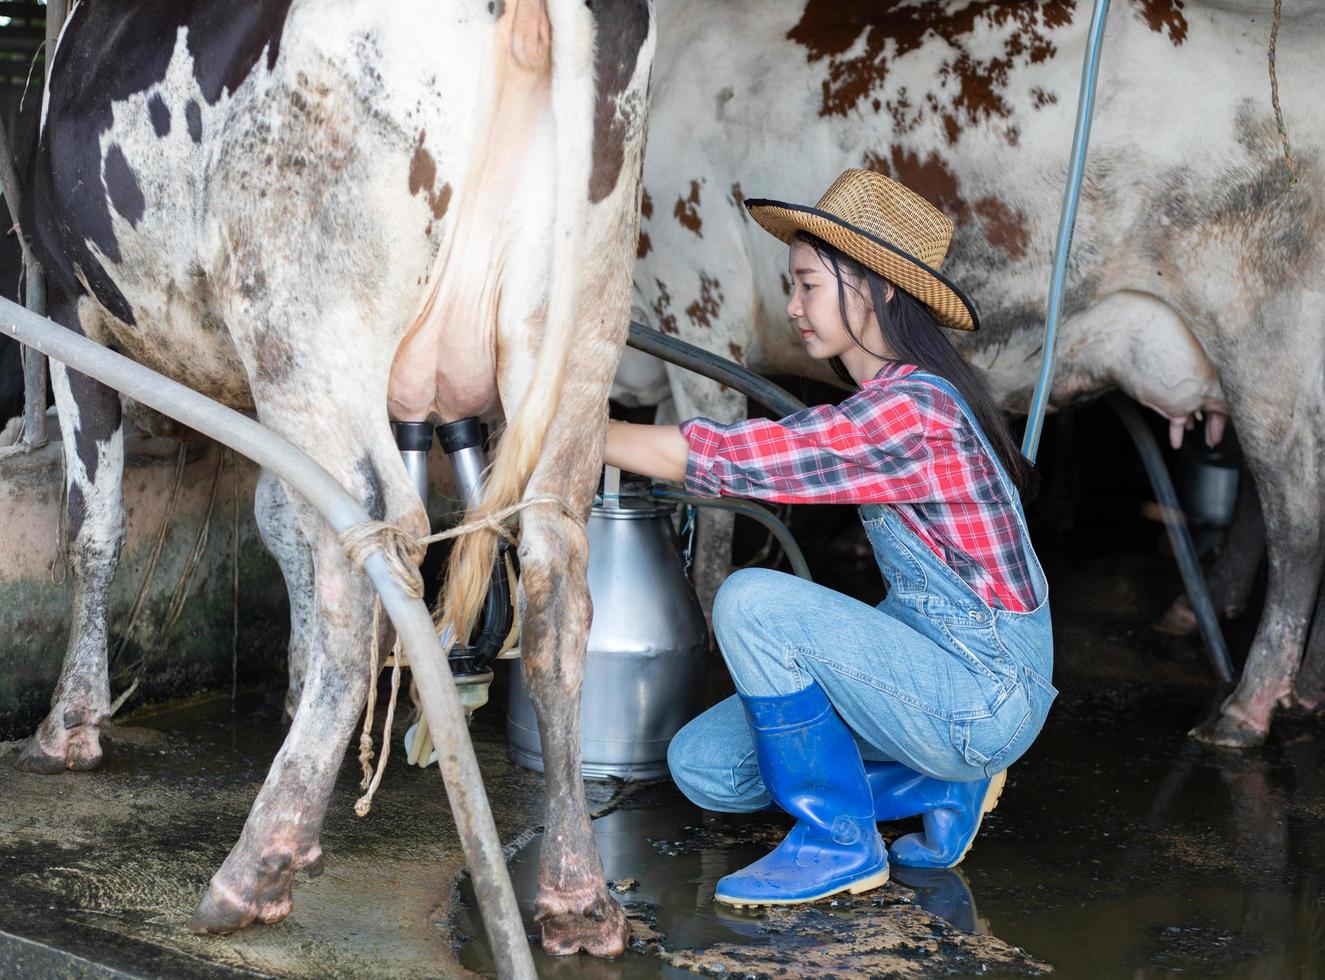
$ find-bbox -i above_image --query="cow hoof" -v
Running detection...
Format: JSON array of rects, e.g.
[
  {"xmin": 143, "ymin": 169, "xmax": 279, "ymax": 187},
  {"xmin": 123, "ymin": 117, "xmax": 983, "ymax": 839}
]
[
  {"xmin": 540, "ymin": 902, "xmax": 631, "ymax": 957},
  {"xmin": 14, "ymin": 726, "xmax": 103, "ymax": 773},
  {"xmin": 189, "ymin": 883, "xmax": 259, "ymax": 935},
  {"xmin": 189, "ymin": 845, "xmax": 316, "ymax": 935},
  {"xmin": 189, "ymin": 879, "xmax": 295, "ymax": 935},
  {"xmin": 1153, "ymin": 597, "xmax": 1197, "ymax": 636},
  {"xmin": 1189, "ymin": 713, "xmax": 1267, "ymax": 749}
]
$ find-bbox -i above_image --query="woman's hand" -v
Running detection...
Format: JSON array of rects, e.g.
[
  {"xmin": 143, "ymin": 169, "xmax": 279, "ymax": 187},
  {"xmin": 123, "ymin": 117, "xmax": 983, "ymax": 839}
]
[{"xmin": 604, "ymin": 420, "xmax": 689, "ymax": 483}]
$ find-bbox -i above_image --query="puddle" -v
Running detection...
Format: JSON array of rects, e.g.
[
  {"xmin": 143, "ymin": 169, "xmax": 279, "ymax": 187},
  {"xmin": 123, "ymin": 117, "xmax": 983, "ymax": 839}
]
[{"xmin": 453, "ymin": 783, "xmax": 1049, "ymax": 978}]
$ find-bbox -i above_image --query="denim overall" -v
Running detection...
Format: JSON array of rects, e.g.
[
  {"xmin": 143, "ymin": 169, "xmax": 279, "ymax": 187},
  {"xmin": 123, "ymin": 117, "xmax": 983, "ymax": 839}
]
[{"xmin": 668, "ymin": 371, "xmax": 1057, "ymax": 808}]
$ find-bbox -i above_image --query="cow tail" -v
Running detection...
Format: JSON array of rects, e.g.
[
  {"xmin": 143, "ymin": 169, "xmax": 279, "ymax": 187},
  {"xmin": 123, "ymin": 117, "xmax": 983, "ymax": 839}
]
[{"xmin": 436, "ymin": 0, "xmax": 594, "ymax": 646}]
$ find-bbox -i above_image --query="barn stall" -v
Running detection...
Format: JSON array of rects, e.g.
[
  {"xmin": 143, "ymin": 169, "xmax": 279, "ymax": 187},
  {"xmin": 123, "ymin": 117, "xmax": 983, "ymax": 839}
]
[{"xmin": 2, "ymin": 1, "xmax": 1323, "ymax": 978}]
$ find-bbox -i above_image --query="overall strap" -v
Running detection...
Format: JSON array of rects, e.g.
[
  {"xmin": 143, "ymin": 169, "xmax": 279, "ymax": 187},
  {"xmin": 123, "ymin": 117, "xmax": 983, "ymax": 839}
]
[{"xmin": 901, "ymin": 370, "xmax": 1022, "ymax": 513}]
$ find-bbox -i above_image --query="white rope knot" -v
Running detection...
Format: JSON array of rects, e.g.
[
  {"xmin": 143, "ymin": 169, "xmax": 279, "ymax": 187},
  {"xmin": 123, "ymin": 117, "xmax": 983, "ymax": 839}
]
[
  {"xmin": 339, "ymin": 521, "xmax": 427, "ymax": 599},
  {"xmin": 345, "ymin": 492, "xmax": 581, "ymax": 817}
]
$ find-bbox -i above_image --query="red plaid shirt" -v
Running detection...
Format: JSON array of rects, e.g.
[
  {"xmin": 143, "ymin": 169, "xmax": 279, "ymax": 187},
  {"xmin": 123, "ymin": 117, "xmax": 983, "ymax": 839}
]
[{"xmin": 680, "ymin": 361, "xmax": 1036, "ymax": 612}]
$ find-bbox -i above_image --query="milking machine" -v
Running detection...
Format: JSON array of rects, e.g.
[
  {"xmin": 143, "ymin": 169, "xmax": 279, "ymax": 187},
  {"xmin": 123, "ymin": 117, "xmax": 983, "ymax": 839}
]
[
  {"xmin": 394, "ymin": 414, "xmax": 722, "ymax": 779},
  {"xmin": 1175, "ymin": 424, "xmax": 1241, "ymax": 554},
  {"xmin": 392, "ymin": 418, "xmax": 520, "ymax": 766}
]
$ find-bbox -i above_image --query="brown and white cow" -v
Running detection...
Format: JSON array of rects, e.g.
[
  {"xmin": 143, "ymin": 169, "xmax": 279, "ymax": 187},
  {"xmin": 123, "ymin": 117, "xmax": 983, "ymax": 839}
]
[
  {"xmin": 620, "ymin": 0, "xmax": 1324, "ymax": 747},
  {"xmin": 20, "ymin": 0, "xmax": 653, "ymax": 957}
]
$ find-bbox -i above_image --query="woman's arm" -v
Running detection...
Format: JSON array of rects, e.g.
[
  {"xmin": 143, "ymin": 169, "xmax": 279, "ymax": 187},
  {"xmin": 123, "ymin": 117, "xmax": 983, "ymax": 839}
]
[{"xmin": 604, "ymin": 420, "xmax": 689, "ymax": 483}]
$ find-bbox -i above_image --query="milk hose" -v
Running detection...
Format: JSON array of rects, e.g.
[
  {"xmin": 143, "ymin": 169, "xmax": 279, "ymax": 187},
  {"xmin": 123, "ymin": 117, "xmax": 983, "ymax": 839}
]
[
  {"xmin": 625, "ymin": 325, "xmax": 816, "ymax": 581},
  {"xmin": 1106, "ymin": 394, "xmax": 1234, "ymax": 682},
  {"xmin": 1010, "ymin": 0, "xmax": 1229, "ymax": 679},
  {"xmin": 1021, "ymin": 0, "xmax": 1111, "ymax": 463},
  {"xmin": 649, "ymin": 486, "xmax": 813, "ymax": 583}
]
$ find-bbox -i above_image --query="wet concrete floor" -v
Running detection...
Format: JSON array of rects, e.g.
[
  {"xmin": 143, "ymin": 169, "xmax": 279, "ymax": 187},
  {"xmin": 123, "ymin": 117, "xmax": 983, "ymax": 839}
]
[
  {"xmin": 0, "ymin": 693, "xmax": 614, "ymax": 978},
  {"xmin": 3, "ymin": 418, "xmax": 1324, "ymax": 978}
]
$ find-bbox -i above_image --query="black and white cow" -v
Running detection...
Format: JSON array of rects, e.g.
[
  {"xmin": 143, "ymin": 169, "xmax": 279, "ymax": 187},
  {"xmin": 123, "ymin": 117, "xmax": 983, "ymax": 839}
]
[
  {"xmin": 21, "ymin": 0, "xmax": 653, "ymax": 957},
  {"xmin": 619, "ymin": 0, "xmax": 1324, "ymax": 748}
]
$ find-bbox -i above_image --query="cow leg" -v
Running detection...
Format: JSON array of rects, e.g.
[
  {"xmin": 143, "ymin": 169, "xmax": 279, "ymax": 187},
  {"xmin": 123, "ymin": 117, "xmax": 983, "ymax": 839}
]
[
  {"xmin": 503, "ymin": 280, "xmax": 634, "ymax": 955},
  {"xmin": 17, "ymin": 309, "xmax": 124, "ymax": 773},
  {"xmin": 1191, "ymin": 337, "xmax": 1324, "ymax": 747},
  {"xmin": 254, "ymin": 467, "xmax": 317, "ymax": 725},
  {"xmin": 191, "ymin": 399, "xmax": 426, "ymax": 933},
  {"xmin": 660, "ymin": 358, "xmax": 749, "ymax": 620},
  {"xmin": 1157, "ymin": 462, "xmax": 1265, "ymax": 635},
  {"xmin": 518, "ymin": 477, "xmax": 630, "ymax": 956},
  {"xmin": 1289, "ymin": 574, "xmax": 1325, "ymax": 710}
]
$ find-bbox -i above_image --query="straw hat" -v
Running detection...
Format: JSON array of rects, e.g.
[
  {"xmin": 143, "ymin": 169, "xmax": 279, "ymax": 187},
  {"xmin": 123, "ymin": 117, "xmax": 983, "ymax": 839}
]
[{"xmin": 745, "ymin": 168, "xmax": 979, "ymax": 331}]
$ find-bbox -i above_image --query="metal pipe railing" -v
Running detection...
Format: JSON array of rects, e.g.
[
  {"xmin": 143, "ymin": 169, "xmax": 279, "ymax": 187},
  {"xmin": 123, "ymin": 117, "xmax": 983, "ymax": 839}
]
[{"xmin": 0, "ymin": 297, "xmax": 535, "ymax": 979}]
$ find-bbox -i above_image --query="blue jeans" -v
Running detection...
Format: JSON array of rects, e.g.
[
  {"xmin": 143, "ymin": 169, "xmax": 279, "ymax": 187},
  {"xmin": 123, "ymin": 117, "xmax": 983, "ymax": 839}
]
[{"xmin": 669, "ymin": 568, "xmax": 1057, "ymax": 811}]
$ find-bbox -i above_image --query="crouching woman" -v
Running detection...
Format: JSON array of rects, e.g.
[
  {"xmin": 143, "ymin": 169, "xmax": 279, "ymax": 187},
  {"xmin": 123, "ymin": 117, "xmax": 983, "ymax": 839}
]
[{"xmin": 605, "ymin": 169, "xmax": 1056, "ymax": 907}]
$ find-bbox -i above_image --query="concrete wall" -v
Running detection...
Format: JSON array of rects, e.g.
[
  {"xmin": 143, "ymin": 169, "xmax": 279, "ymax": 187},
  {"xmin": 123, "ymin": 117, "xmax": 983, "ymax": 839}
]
[
  {"xmin": 1, "ymin": 428, "xmax": 469, "ymax": 741},
  {"xmin": 0, "ymin": 435, "xmax": 286, "ymax": 740}
]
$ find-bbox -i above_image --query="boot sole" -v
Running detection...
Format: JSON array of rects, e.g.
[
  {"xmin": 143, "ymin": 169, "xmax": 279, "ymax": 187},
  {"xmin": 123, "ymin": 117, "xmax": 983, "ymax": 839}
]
[
  {"xmin": 946, "ymin": 768, "xmax": 1008, "ymax": 868},
  {"xmin": 715, "ymin": 864, "xmax": 891, "ymax": 908}
]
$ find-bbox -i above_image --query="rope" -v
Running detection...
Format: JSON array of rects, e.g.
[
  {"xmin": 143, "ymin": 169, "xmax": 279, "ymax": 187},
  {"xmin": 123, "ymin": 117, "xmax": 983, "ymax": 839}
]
[
  {"xmin": 355, "ymin": 601, "xmax": 403, "ymax": 818},
  {"xmin": 337, "ymin": 493, "xmax": 579, "ymax": 596},
  {"xmin": 160, "ymin": 447, "xmax": 223, "ymax": 634},
  {"xmin": 357, "ymin": 600, "xmax": 383, "ymax": 792},
  {"xmin": 110, "ymin": 443, "xmax": 188, "ymax": 674},
  {"xmin": 417, "ymin": 493, "xmax": 582, "ymax": 546},
  {"xmin": 111, "ymin": 443, "xmax": 224, "ymax": 717},
  {"xmin": 341, "ymin": 492, "xmax": 579, "ymax": 815},
  {"xmin": 1269, "ymin": 0, "xmax": 1297, "ymax": 186},
  {"xmin": 339, "ymin": 522, "xmax": 427, "ymax": 599}
]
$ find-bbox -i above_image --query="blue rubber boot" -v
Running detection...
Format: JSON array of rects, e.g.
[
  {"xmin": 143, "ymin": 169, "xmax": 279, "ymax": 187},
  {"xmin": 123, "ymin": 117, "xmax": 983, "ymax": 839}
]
[
  {"xmin": 865, "ymin": 762, "xmax": 1007, "ymax": 868},
  {"xmin": 864, "ymin": 761, "xmax": 929, "ymax": 821},
  {"xmin": 714, "ymin": 682, "xmax": 890, "ymax": 907}
]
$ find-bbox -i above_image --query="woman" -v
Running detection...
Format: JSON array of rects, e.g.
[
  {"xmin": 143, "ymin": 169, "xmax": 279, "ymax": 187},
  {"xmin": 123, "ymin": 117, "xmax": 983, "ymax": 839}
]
[{"xmin": 604, "ymin": 169, "xmax": 1056, "ymax": 907}]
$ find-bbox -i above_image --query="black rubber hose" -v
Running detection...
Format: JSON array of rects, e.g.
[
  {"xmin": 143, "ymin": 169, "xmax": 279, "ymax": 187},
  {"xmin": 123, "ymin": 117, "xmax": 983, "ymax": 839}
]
[
  {"xmin": 627, "ymin": 321, "xmax": 808, "ymax": 417},
  {"xmin": 1106, "ymin": 392, "xmax": 1234, "ymax": 683},
  {"xmin": 650, "ymin": 487, "xmax": 813, "ymax": 582},
  {"xmin": 468, "ymin": 542, "xmax": 515, "ymax": 673}
]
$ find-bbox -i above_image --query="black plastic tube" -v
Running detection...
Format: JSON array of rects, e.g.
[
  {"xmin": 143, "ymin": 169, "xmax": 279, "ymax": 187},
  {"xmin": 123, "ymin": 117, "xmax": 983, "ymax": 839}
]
[
  {"xmin": 1106, "ymin": 393, "xmax": 1234, "ymax": 683},
  {"xmin": 650, "ymin": 487, "xmax": 813, "ymax": 582},
  {"xmin": 627, "ymin": 321, "xmax": 808, "ymax": 417}
]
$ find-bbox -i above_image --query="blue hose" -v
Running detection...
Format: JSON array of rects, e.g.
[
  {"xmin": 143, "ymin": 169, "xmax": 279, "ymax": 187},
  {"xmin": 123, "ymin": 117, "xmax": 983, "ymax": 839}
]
[{"xmin": 1022, "ymin": 0, "xmax": 1112, "ymax": 464}]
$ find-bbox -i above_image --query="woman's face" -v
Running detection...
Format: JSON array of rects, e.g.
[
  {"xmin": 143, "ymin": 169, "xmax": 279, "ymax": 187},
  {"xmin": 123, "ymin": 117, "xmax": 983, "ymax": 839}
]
[{"xmin": 786, "ymin": 240, "xmax": 892, "ymax": 365}]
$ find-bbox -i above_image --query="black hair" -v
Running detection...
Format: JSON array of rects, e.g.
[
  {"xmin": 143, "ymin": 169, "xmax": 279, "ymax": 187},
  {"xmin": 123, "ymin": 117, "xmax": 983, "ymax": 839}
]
[{"xmin": 793, "ymin": 231, "xmax": 1038, "ymax": 496}]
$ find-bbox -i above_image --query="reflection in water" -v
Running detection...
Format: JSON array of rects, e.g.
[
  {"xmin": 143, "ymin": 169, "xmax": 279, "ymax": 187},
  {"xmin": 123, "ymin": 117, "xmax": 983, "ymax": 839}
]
[
  {"xmin": 457, "ymin": 682, "xmax": 1325, "ymax": 979},
  {"xmin": 892, "ymin": 866, "xmax": 985, "ymax": 935}
]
